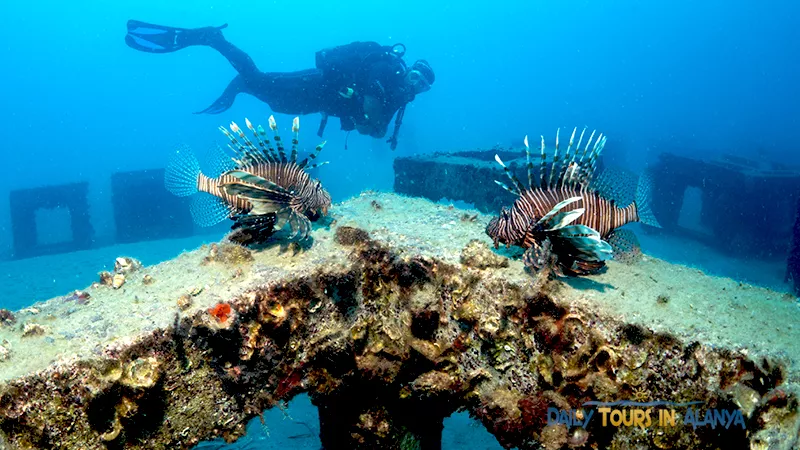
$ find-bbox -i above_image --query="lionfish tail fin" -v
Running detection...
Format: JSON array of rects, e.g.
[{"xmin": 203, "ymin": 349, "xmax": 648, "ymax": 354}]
[
  {"xmin": 635, "ymin": 168, "xmax": 661, "ymax": 228},
  {"xmin": 165, "ymin": 145, "xmax": 202, "ymax": 197}
]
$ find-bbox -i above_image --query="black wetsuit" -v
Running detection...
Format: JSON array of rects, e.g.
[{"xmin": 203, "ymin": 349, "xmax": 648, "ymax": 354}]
[{"xmin": 201, "ymin": 37, "xmax": 412, "ymax": 140}]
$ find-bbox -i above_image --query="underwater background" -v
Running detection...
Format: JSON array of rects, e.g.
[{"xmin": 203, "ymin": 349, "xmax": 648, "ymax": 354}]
[{"xmin": 0, "ymin": 1, "xmax": 799, "ymax": 448}]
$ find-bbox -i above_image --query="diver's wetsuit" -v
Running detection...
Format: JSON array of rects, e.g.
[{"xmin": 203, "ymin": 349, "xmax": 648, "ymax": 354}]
[
  {"xmin": 188, "ymin": 31, "xmax": 334, "ymax": 117},
  {"xmin": 125, "ymin": 20, "xmax": 413, "ymax": 141},
  {"xmin": 348, "ymin": 50, "xmax": 416, "ymax": 138}
]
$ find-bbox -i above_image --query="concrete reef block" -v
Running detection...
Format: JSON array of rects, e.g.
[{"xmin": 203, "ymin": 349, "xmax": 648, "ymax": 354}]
[
  {"xmin": 650, "ymin": 152, "xmax": 800, "ymax": 259},
  {"xmin": 393, "ymin": 149, "xmax": 523, "ymax": 214},
  {"xmin": 787, "ymin": 196, "xmax": 800, "ymax": 295},
  {"xmin": 0, "ymin": 193, "xmax": 797, "ymax": 449},
  {"xmin": 111, "ymin": 169, "xmax": 194, "ymax": 244},
  {"xmin": 9, "ymin": 182, "xmax": 94, "ymax": 259}
]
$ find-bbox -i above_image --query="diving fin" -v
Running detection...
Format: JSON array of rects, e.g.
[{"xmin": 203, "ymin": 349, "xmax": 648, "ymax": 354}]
[
  {"xmin": 194, "ymin": 75, "xmax": 246, "ymax": 115},
  {"xmin": 125, "ymin": 20, "xmax": 228, "ymax": 54}
]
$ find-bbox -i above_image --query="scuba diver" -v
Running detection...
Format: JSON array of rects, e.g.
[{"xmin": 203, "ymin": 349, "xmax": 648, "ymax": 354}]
[{"xmin": 124, "ymin": 20, "xmax": 435, "ymax": 150}]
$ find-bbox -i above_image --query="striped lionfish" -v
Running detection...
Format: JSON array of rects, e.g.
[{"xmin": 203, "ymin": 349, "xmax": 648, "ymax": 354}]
[
  {"xmin": 486, "ymin": 127, "xmax": 660, "ymax": 276},
  {"xmin": 165, "ymin": 115, "xmax": 331, "ymax": 244}
]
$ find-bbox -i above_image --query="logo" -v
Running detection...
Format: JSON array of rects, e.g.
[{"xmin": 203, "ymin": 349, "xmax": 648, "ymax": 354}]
[{"xmin": 547, "ymin": 400, "xmax": 746, "ymax": 430}]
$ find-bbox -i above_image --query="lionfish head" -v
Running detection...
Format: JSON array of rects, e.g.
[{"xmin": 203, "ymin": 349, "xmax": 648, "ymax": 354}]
[
  {"xmin": 304, "ymin": 179, "xmax": 332, "ymax": 219},
  {"xmin": 485, "ymin": 207, "xmax": 520, "ymax": 248}
]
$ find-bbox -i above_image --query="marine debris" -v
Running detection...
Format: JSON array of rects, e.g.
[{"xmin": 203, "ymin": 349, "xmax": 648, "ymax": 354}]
[
  {"xmin": 486, "ymin": 128, "xmax": 659, "ymax": 276},
  {"xmin": 0, "ymin": 193, "xmax": 797, "ymax": 450},
  {"xmin": 165, "ymin": 115, "xmax": 331, "ymax": 246}
]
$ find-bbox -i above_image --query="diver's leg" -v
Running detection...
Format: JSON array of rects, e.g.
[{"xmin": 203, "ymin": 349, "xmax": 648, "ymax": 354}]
[
  {"xmin": 204, "ymin": 37, "xmax": 261, "ymax": 79},
  {"xmin": 247, "ymin": 69, "xmax": 329, "ymax": 114},
  {"xmin": 196, "ymin": 69, "xmax": 329, "ymax": 116}
]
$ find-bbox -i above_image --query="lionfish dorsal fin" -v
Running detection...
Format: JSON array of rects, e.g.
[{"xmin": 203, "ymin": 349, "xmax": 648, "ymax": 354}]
[
  {"xmin": 245, "ymin": 118, "xmax": 279, "ymax": 163},
  {"xmin": 548, "ymin": 128, "xmax": 561, "ymax": 188},
  {"xmin": 564, "ymin": 127, "xmax": 588, "ymax": 187},
  {"xmin": 494, "ymin": 154, "xmax": 526, "ymax": 195},
  {"xmin": 290, "ymin": 117, "xmax": 300, "ymax": 164},
  {"xmin": 232, "ymin": 121, "xmax": 268, "ymax": 165},
  {"xmin": 524, "ymin": 135, "xmax": 533, "ymax": 190},
  {"xmin": 556, "ymin": 127, "xmax": 578, "ymax": 188},
  {"xmin": 298, "ymin": 140, "xmax": 327, "ymax": 169},
  {"xmin": 543, "ymin": 127, "xmax": 606, "ymax": 189},
  {"xmin": 218, "ymin": 124, "xmax": 251, "ymax": 166},
  {"xmin": 269, "ymin": 115, "xmax": 288, "ymax": 163},
  {"xmin": 539, "ymin": 135, "xmax": 547, "ymax": 189}
]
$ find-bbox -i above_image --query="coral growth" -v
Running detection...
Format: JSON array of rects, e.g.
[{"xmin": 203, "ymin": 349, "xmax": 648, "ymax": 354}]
[
  {"xmin": 208, "ymin": 303, "xmax": 233, "ymax": 323},
  {"xmin": 0, "ymin": 223, "xmax": 796, "ymax": 450},
  {"xmin": 334, "ymin": 226, "xmax": 371, "ymax": 247},
  {"xmin": 114, "ymin": 257, "xmax": 142, "ymax": 275},
  {"xmin": 0, "ymin": 310, "xmax": 16, "ymax": 327},
  {"xmin": 203, "ymin": 242, "xmax": 254, "ymax": 265},
  {"xmin": 460, "ymin": 239, "xmax": 509, "ymax": 269}
]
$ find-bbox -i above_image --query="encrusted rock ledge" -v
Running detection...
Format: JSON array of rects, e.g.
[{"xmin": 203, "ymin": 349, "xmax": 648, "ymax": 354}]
[{"xmin": 0, "ymin": 193, "xmax": 798, "ymax": 449}]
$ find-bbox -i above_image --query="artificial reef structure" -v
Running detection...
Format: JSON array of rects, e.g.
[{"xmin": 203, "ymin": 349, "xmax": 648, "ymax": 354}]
[{"xmin": 0, "ymin": 193, "xmax": 798, "ymax": 450}]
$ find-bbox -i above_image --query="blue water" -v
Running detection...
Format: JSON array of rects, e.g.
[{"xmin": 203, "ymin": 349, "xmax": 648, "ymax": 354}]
[
  {"xmin": 2, "ymin": 1, "xmax": 799, "ymax": 239},
  {"xmin": 1, "ymin": 1, "xmax": 799, "ymax": 448}
]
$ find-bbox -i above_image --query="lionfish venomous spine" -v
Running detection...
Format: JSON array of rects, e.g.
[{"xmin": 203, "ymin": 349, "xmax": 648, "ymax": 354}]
[
  {"xmin": 165, "ymin": 115, "xmax": 331, "ymax": 241},
  {"xmin": 486, "ymin": 127, "xmax": 660, "ymax": 275}
]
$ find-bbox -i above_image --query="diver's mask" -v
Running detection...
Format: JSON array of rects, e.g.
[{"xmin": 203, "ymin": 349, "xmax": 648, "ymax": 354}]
[
  {"xmin": 406, "ymin": 59, "xmax": 435, "ymax": 95},
  {"xmin": 406, "ymin": 69, "xmax": 432, "ymax": 94}
]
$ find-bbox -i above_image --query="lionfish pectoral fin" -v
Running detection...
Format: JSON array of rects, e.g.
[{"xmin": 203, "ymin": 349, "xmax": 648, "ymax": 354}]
[
  {"xmin": 220, "ymin": 182, "xmax": 294, "ymax": 214},
  {"xmin": 522, "ymin": 239, "xmax": 553, "ymax": 273},
  {"xmin": 569, "ymin": 259, "xmax": 606, "ymax": 275},
  {"xmin": 189, "ymin": 194, "xmax": 235, "ymax": 227},
  {"xmin": 551, "ymin": 224, "xmax": 613, "ymax": 262},
  {"xmin": 535, "ymin": 196, "xmax": 584, "ymax": 229},
  {"xmin": 223, "ymin": 170, "xmax": 292, "ymax": 195},
  {"xmin": 272, "ymin": 207, "xmax": 294, "ymax": 230},
  {"xmin": 546, "ymin": 208, "xmax": 585, "ymax": 231},
  {"xmin": 606, "ymin": 229, "xmax": 643, "ymax": 264},
  {"xmin": 290, "ymin": 213, "xmax": 312, "ymax": 241},
  {"xmin": 273, "ymin": 210, "xmax": 311, "ymax": 241}
]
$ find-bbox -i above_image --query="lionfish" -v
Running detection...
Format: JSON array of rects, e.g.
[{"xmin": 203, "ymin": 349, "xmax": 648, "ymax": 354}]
[
  {"xmin": 486, "ymin": 127, "xmax": 660, "ymax": 276},
  {"xmin": 165, "ymin": 115, "xmax": 331, "ymax": 244}
]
